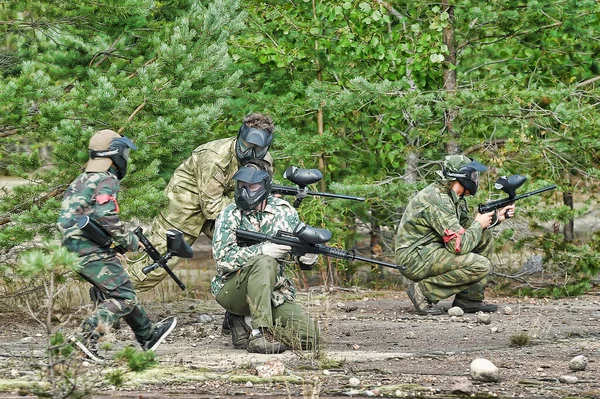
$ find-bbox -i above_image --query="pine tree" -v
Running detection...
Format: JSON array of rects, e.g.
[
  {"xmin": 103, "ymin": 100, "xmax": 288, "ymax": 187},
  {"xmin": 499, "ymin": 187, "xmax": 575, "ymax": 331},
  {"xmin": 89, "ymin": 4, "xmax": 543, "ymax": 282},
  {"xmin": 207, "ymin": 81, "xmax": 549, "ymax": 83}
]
[{"xmin": 0, "ymin": 0, "xmax": 244, "ymax": 260}]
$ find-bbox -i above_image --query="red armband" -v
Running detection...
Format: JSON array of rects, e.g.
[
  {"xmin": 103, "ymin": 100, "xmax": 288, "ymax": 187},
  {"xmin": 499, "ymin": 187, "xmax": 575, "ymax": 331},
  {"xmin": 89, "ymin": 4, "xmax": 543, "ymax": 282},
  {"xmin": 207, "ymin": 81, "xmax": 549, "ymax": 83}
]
[
  {"xmin": 443, "ymin": 227, "xmax": 465, "ymax": 252},
  {"xmin": 96, "ymin": 194, "xmax": 119, "ymax": 213}
]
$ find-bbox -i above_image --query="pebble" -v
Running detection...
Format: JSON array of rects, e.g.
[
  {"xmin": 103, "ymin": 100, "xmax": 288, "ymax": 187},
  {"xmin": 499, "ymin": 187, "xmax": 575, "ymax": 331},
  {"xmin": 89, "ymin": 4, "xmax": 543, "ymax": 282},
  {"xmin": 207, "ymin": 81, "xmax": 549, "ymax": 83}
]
[
  {"xmin": 348, "ymin": 377, "xmax": 360, "ymax": 386},
  {"xmin": 197, "ymin": 314, "xmax": 213, "ymax": 323},
  {"xmin": 476, "ymin": 312, "xmax": 492, "ymax": 325},
  {"xmin": 470, "ymin": 358, "xmax": 500, "ymax": 382},
  {"xmin": 448, "ymin": 307, "xmax": 464, "ymax": 316},
  {"xmin": 245, "ymin": 381, "xmax": 253, "ymax": 388},
  {"xmin": 569, "ymin": 355, "xmax": 588, "ymax": 371},
  {"xmin": 559, "ymin": 375, "xmax": 578, "ymax": 384},
  {"xmin": 503, "ymin": 306, "xmax": 513, "ymax": 315}
]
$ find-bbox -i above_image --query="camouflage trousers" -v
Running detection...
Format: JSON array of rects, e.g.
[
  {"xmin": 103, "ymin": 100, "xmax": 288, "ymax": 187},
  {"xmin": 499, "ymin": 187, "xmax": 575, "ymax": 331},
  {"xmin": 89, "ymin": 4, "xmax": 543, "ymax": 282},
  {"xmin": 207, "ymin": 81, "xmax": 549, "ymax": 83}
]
[
  {"xmin": 78, "ymin": 254, "xmax": 153, "ymax": 343},
  {"xmin": 400, "ymin": 231, "xmax": 494, "ymax": 303},
  {"xmin": 215, "ymin": 256, "xmax": 320, "ymax": 350},
  {"xmin": 127, "ymin": 213, "xmax": 206, "ymax": 292}
]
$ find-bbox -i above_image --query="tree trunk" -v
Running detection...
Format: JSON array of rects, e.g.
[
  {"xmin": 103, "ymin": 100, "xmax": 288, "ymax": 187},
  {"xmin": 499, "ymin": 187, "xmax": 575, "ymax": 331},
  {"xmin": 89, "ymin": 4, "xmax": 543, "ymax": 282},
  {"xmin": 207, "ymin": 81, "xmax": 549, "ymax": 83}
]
[
  {"xmin": 563, "ymin": 191, "xmax": 574, "ymax": 242},
  {"xmin": 442, "ymin": 0, "xmax": 459, "ymax": 155}
]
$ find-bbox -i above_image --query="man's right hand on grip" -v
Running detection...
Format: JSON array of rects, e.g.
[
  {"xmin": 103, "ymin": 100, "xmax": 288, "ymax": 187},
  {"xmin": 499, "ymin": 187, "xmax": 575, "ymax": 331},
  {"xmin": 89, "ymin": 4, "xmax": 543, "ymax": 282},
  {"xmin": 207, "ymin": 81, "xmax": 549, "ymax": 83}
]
[{"xmin": 261, "ymin": 243, "xmax": 291, "ymax": 259}]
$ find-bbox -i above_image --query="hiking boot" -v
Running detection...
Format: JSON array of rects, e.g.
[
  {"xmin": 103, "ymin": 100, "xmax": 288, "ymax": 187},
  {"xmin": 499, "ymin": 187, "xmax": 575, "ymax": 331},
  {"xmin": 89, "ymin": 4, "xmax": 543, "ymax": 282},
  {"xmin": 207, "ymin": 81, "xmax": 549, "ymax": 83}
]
[
  {"xmin": 406, "ymin": 282, "xmax": 443, "ymax": 316},
  {"xmin": 452, "ymin": 298, "xmax": 498, "ymax": 313},
  {"xmin": 228, "ymin": 312, "xmax": 252, "ymax": 349},
  {"xmin": 140, "ymin": 317, "xmax": 177, "ymax": 351},
  {"xmin": 221, "ymin": 311, "xmax": 231, "ymax": 336},
  {"xmin": 247, "ymin": 328, "xmax": 286, "ymax": 354},
  {"xmin": 70, "ymin": 335, "xmax": 105, "ymax": 364},
  {"xmin": 89, "ymin": 286, "xmax": 121, "ymax": 330}
]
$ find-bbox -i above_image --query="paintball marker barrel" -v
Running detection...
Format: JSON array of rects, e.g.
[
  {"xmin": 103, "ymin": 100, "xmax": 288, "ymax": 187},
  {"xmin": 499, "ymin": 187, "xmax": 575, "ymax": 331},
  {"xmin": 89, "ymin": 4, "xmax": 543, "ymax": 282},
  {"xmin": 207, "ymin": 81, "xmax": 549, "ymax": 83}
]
[
  {"xmin": 478, "ymin": 184, "xmax": 557, "ymax": 214},
  {"xmin": 236, "ymin": 226, "xmax": 405, "ymax": 271}
]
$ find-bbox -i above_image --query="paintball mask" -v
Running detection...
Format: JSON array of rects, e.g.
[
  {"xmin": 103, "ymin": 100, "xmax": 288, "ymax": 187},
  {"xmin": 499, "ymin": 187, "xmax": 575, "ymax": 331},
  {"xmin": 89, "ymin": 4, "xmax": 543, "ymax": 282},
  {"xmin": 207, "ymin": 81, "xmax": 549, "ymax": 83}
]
[
  {"xmin": 235, "ymin": 124, "xmax": 272, "ymax": 164},
  {"xmin": 442, "ymin": 155, "xmax": 487, "ymax": 195},
  {"xmin": 233, "ymin": 166, "xmax": 272, "ymax": 211},
  {"xmin": 89, "ymin": 136, "xmax": 137, "ymax": 180}
]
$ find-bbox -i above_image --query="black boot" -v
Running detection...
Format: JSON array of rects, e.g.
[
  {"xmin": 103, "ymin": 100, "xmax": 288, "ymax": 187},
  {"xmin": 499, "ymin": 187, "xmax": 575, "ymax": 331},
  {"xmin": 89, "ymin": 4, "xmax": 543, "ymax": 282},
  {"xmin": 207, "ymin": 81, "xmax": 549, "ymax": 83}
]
[
  {"xmin": 452, "ymin": 298, "xmax": 498, "ymax": 313},
  {"xmin": 221, "ymin": 311, "xmax": 231, "ymax": 336},
  {"xmin": 406, "ymin": 282, "xmax": 444, "ymax": 316},
  {"xmin": 228, "ymin": 313, "xmax": 252, "ymax": 349}
]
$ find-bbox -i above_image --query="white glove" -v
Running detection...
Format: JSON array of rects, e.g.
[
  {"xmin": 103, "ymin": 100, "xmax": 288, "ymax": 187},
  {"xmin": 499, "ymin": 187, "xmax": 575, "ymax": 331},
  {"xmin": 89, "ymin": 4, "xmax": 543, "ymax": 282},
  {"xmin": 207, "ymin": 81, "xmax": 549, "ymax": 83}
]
[
  {"xmin": 299, "ymin": 253, "xmax": 318, "ymax": 265},
  {"xmin": 261, "ymin": 242, "xmax": 291, "ymax": 259}
]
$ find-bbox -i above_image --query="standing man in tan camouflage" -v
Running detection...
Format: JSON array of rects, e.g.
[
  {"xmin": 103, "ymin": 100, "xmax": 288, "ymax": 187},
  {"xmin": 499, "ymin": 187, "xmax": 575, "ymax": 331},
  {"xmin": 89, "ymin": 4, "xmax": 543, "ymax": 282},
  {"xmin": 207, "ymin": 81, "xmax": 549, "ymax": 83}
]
[
  {"xmin": 128, "ymin": 112, "xmax": 274, "ymax": 291},
  {"xmin": 57, "ymin": 130, "xmax": 177, "ymax": 363},
  {"xmin": 395, "ymin": 154, "xmax": 516, "ymax": 315}
]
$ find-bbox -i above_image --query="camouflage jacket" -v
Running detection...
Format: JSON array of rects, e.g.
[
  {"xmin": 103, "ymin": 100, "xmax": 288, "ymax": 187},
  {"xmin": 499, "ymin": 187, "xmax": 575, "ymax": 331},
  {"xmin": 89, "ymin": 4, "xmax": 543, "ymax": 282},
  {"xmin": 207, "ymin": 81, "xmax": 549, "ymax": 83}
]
[
  {"xmin": 211, "ymin": 196, "xmax": 300, "ymax": 306},
  {"xmin": 395, "ymin": 181, "xmax": 485, "ymax": 266},
  {"xmin": 152, "ymin": 137, "xmax": 239, "ymax": 240},
  {"xmin": 57, "ymin": 169, "xmax": 139, "ymax": 262}
]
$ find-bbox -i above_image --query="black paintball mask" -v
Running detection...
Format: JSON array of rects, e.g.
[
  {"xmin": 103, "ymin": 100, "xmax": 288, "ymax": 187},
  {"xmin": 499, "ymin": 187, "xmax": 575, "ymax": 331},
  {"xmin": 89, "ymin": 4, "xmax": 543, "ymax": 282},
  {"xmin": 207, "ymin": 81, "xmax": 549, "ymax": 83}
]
[
  {"xmin": 235, "ymin": 124, "xmax": 272, "ymax": 164},
  {"xmin": 443, "ymin": 158, "xmax": 487, "ymax": 195},
  {"xmin": 89, "ymin": 136, "xmax": 138, "ymax": 180},
  {"xmin": 233, "ymin": 166, "xmax": 272, "ymax": 211}
]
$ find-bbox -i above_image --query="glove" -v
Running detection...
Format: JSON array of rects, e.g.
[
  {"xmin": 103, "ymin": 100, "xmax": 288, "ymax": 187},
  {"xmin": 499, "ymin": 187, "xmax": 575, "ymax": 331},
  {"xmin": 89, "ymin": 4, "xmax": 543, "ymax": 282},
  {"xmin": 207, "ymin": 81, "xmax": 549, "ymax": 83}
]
[
  {"xmin": 261, "ymin": 242, "xmax": 291, "ymax": 259},
  {"xmin": 299, "ymin": 253, "xmax": 318, "ymax": 265}
]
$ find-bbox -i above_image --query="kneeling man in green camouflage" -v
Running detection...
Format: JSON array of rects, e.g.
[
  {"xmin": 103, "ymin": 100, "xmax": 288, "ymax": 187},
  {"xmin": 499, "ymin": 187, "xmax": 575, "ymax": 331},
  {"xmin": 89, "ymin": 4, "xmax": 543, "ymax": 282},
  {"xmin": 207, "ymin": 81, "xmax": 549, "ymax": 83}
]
[
  {"xmin": 395, "ymin": 155, "xmax": 516, "ymax": 316},
  {"xmin": 211, "ymin": 160, "xmax": 320, "ymax": 354}
]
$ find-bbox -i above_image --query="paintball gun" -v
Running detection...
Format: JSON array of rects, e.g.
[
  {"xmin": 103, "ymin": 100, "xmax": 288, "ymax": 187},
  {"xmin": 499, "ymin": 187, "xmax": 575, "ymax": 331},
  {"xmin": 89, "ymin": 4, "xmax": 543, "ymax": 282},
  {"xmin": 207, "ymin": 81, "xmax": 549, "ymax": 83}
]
[
  {"xmin": 133, "ymin": 227, "xmax": 193, "ymax": 291},
  {"xmin": 237, "ymin": 222, "xmax": 405, "ymax": 271},
  {"xmin": 271, "ymin": 166, "xmax": 365, "ymax": 208},
  {"xmin": 77, "ymin": 215, "xmax": 127, "ymax": 254},
  {"xmin": 478, "ymin": 175, "xmax": 557, "ymax": 218}
]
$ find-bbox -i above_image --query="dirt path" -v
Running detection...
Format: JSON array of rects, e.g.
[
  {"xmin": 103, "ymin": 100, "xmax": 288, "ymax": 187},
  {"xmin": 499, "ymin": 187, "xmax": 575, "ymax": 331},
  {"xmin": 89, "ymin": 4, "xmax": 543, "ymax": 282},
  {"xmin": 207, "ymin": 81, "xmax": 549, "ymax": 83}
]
[{"xmin": 1, "ymin": 290, "xmax": 599, "ymax": 398}]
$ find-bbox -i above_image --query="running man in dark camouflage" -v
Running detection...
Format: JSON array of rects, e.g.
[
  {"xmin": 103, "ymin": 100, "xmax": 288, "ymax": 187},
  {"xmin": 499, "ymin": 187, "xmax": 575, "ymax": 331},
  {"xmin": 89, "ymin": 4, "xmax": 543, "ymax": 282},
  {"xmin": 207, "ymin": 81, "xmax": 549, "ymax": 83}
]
[
  {"xmin": 211, "ymin": 160, "xmax": 320, "ymax": 354},
  {"xmin": 128, "ymin": 113, "xmax": 274, "ymax": 292},
  {"xmin": 395, "ymin": 155, "xmax": 516, "ymax": 315},
  {"xmin": 57, "ymin": 129, "xmax": 177, "ymax": 362}
]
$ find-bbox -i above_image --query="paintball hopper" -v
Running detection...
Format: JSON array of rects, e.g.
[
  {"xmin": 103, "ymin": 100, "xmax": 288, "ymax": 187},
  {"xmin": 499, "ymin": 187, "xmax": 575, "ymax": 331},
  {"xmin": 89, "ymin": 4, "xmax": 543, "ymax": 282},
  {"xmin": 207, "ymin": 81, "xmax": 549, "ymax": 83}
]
[{"xmin": 494, "ymin": 175, "xmax": 527, "ymax": 198}]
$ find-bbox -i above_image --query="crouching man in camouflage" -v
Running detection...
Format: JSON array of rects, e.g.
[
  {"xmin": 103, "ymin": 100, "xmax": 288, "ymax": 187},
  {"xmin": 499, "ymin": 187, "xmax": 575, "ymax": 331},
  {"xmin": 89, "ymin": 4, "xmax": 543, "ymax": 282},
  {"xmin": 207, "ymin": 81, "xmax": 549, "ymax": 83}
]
[
  {"xmin": 211, "ymin": 160, "xmax": 320, "ymax": 354},
  {"xmin": 57, "ymin": 129, "xmax": 177, "ymax": 362},
  {"xmin": 128, "ymin": 113, "xmax": 275, "ymax": 293},
  {"xmin": 395, "ymin": 155, "xmax": 516, "ymax": 315}
]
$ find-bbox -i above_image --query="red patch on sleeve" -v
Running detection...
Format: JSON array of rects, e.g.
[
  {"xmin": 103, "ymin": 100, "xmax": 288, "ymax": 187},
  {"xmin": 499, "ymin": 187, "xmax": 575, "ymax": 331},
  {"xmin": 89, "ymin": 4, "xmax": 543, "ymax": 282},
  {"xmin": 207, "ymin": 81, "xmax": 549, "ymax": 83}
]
[
  {"xmin": 443, "ymin": 227, "xmax": 465, "ymax": 252},
  {"xmin": 96, "ymin": 194, "xmax": 119, "ymax": 213}
]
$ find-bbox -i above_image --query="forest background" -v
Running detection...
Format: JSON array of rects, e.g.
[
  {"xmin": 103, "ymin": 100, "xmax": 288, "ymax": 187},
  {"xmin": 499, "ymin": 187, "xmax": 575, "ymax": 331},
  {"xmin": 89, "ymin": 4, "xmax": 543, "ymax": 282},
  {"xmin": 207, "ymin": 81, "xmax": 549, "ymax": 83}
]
[{"xmin": 1, "ymin": 0, "xmax": 600, "ymax": 300}]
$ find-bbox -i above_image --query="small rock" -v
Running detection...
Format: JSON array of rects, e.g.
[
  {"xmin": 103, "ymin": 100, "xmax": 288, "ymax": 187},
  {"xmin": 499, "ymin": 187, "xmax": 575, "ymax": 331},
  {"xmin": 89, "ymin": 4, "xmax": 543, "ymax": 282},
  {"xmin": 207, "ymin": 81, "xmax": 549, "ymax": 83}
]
[
  {"xmin": 450, "ymin": 377, "xmax": 474, "ymax": 394},
  {"xmin": 245, "ymin": 381, "xmax": 253, "ymax": 388},
  {"xmin": 405, "ymin": 331, "xmax": 416, "ymax": 339},
  {"xmin": 10, "ymin": 369, "xmax": 19, "ymax": 377},
  {"xmin": 470, "ymin": 358, "xmax": 500, "ymax": 382},
  {"xmin": 569, "ymin": 355, "xmax": 588, "ymax": 371},
  {"xmin": 476, "ymin": 312, "xmax": 492, "ymax": 325},
  {"xmin": 559, "ymin": 375, "xmax": 578, "ymax": 384},
  {"xmin": 503, "ymin": 306, "xmax": 513, "ymax": 315},
  {"xmin": 20, "ymin": 337, "xmax": 33, "ymax": 344},
  {"xmin": 256, "ymin": 359, "xmax": 285, "ymax": 378},
  {"xmin": 197, "ymin": 314, "xmax": 213, "ymax": 323},
  {"xmin": 349, "ymin": 377, "xmax": 360, "ymax": 386},
  {"xmin": 448, "ymin": 307, "xmax": 464, "ymax": 316},
  {"xmin": 489, "ymin": 327, "xmax": 498, "ymax": 333},
  {"xmin": 323, "ymin": 370, "xmax": 330, "ymax": 375}
]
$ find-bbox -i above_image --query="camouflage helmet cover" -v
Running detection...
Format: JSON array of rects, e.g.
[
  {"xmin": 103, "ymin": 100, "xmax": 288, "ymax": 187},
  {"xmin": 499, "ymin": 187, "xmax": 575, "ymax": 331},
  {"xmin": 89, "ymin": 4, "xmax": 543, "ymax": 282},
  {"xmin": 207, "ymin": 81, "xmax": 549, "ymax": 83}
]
[{"xmin": 437, "ymin": 154, "xmax": 488, "ymax": 195}]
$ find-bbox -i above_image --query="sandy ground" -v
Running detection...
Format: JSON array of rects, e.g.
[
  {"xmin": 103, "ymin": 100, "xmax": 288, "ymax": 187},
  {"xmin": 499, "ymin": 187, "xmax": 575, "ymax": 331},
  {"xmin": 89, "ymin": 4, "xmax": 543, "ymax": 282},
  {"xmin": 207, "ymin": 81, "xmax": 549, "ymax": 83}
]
[{"xmin": 1, "ymin": 288, "xmax": 599, "ymax": 398}]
